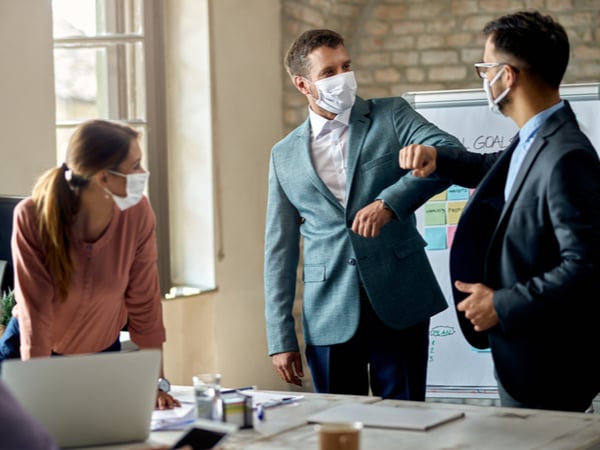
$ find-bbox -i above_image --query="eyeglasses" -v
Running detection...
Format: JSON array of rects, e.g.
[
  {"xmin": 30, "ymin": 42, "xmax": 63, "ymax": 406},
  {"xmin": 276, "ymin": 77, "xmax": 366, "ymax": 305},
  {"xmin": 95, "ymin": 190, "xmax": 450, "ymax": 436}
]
[{"xmin": 474, "ymin": 62, "xmax": 510, "ymax": 79}]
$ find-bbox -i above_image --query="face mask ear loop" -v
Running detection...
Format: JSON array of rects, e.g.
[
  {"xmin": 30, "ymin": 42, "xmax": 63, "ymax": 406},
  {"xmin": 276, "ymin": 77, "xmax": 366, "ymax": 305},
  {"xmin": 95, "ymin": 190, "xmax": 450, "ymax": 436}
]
[{"xmin": 489, "ymin": 65, "xmax": 506, "ymax": 87}]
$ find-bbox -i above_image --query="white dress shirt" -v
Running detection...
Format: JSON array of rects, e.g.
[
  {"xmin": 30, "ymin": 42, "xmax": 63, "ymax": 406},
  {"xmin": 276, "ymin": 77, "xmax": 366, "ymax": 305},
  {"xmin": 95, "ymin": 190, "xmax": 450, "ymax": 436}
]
[{"xmin": 308, "ymin": 108, "xmax": 352, "ymax": 206}]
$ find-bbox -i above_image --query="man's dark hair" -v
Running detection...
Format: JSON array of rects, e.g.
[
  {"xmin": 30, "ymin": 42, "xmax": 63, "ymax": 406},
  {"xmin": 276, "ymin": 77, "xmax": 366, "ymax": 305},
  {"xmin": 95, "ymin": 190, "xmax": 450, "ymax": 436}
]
[
  {"xmin": 284, "ymin": 29, "xmax": 345, "ymax": 79},
  {"xmin": 483, "ymin": 11, "xmax": 569, "ymax": 88}
]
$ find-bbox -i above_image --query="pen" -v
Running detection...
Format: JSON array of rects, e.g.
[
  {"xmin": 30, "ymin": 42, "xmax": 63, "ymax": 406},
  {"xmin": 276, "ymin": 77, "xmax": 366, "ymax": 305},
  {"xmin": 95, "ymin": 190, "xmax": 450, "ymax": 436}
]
[
  {"xmin": 256, "ymin": 403, "xmax": 265, "ymax": 421},
  {"xmin": 257, "ymin": 397, "xmax": 300, "ymax": 409},
  {"xmin": 220, "ymin": 386, "xmax": 257, "ymax": 395}
]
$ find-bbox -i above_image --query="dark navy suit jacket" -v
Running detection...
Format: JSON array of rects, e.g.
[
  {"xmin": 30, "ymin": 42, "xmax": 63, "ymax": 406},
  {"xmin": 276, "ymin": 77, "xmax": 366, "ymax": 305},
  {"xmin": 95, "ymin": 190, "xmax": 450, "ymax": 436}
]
[{"xmin": 438, "ymin": 101, "xmax": 600, "ymax": 411}]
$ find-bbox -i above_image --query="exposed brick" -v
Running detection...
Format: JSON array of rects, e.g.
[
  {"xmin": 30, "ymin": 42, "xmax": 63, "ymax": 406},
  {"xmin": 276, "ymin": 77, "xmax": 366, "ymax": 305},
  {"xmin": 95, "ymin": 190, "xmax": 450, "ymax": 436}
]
[
  {"xmin": 558, "ymin": 12, "xmax": 594, "ymax": 27},
  {"xmin": 355, "ymin": 70, "xmax": 374, "ymax": 84},
  {"xmin": 405, "ymin": 67, "xmax": 426, "ymax": 82},
  {"xmin": 446, "ymin": 33, "xmax": 480, "ymax": 47},
  {"xmin": 331, "ymin": 4, "xmax": 362, "ymax": 18},
  {"xmin": 426, "ymin": 18, "xmax": 459, "ymax": 33},
  {"xmin": 372, "ymin": 5, "xmax": 408, "ymax": 20},
  {"xmin": 574, "ymin": 44, "xmax": 600, "ymax": 59},
  {"xmin": 429, "ymin": 66, "xmax": 469, "ymax": 82},
  {"xmin": 405, "ymin": 2, "xmax": 446, "ymax": 18},
  {"xmin": 284, "ymin": 3, "xmax": 326, "ymax": 27},
  {"xmin": 356, "ymin": 52, "xmax": 392, "ymax": 67},
  {"xmin": 363, "ymin": 20, "xmax": 390, "ymax": 36},
  {"xmin": 383, "ymin": 35, "xmax": 416, "ymax": 50},
  {"xmin": 461, "ymin": 14, "xmax": 496, "ymax": 32},
  {"xmin": 566, "ymin": 62, "xmax": 600, "ymax": 81},
  {"xmin": 374, "ymin": 67, "xmax": 402, "ymax": 83},
  {"xmin": 574, "ymin": 0, "xmax": 600, "ymax": 7},
  {"xmin": 417, "ymin": 35, "xmax": 445, "ymax": 50},
  {"xmin": 391, "ymin": 21, "xmax": 427, "ymax": 35},
  {"xmin": 547, "ymin": 0, "xmax": 575, "ymax": 11},
  {"xmin": 462, "ymin": 48, "xmax": 484, "ymax": 65},
  {"xmin": 391, "ymin": 51, "xmax": 420, "ymax": 67},
  {"xmin": 479, "ymin": 0, "xmax": 524, "ymax": 13},
  {"xmin": 421, "ymin": 50, "xmax": 459, "ymax": 65},
  {"xmin": 281, "ymin": 0, "xmax": 600, "ymax": 122},
  {"xmin": 359, "ymin": 37, "xmax": 386, "ymax": 52},
  {"xmin": 450, "ymin": 0, "xmax": 479, "ymax": 15}
]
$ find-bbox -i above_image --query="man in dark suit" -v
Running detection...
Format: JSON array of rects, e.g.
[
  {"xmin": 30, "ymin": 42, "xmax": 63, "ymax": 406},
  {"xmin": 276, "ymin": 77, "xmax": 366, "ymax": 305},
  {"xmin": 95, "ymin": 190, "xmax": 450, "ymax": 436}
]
[
  {"xmin": 264, "ymin": 29, "xmax": 465, "ymax": 400},
  {"xmin": 399, "ymin": 11, "xmax": 600, "ymax": 412}
]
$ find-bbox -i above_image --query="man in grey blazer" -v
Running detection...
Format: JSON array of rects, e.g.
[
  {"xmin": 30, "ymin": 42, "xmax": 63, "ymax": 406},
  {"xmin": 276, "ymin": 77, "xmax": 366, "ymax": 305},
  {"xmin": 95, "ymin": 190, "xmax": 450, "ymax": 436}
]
[
  {"xmin": 400, "ymin": 11, "xmax": 600, "ymax": 412},
  {"xmin": 264, "ymin": 29, "xmax": 466, "ymax": 400}
]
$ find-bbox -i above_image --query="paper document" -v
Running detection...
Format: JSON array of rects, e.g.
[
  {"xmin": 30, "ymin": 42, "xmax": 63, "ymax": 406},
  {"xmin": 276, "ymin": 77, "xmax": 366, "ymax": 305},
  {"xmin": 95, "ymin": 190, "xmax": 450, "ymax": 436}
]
[
  {"xmin": 151, "ymin": 401, "xmax": 196, "ymax": 430},
  {"xmin": 307, "ymin": 402, "xmax": 465, "ymax": 431}
]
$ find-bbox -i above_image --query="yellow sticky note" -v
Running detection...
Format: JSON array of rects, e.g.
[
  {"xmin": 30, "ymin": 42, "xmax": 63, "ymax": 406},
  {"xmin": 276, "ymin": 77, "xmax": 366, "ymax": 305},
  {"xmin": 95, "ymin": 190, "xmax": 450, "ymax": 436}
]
[{"xmin": 447, "ymin": 201, "xmax": 467, "ymax": 224}]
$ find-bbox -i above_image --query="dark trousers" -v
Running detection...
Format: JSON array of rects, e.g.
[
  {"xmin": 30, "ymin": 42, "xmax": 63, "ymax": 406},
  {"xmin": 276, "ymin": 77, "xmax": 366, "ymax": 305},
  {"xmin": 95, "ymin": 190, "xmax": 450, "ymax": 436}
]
[
  {"xmin": 305, "ymin": 287, "xmax": 430, "ymax": 400},
  {"xmin": 0, "ymin": 316, "xmax": 21, "ymax": 362},
  {"xmin": 0, "ymin": 317, "xmax": 121, "ymax": 370}
]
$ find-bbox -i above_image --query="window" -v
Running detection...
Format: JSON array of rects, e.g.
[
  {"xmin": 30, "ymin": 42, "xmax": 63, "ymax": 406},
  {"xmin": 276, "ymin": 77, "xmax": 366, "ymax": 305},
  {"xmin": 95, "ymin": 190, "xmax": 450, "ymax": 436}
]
[{"xmin": 52, "ymin": 0, "xmax": 173, "ymax": 294}]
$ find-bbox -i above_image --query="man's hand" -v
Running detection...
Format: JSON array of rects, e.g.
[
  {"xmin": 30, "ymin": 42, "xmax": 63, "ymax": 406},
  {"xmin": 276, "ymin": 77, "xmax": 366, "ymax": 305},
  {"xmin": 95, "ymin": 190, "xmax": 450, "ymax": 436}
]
[
  {"xmin": 455, "ymin": 280, "xmax": 499, "ymax": 332},
  {"xmin": 272, "ymin": 351, "xmax": 303, "ymax": 386},
  {"xmin": 351, "ymin": 199, "xmax": 394, "ymax": 238},
  {"xmin": 398, "ymin": 144, "xmax": 438, "ymax": 177}
]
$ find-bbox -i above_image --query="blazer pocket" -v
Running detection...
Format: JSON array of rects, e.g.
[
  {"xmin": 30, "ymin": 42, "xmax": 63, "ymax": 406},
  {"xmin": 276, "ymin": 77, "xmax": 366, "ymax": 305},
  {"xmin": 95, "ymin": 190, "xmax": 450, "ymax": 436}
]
[
  {"xmin": 392, "ymin": 235, "xmax": 427, "ymax": 259},
  {"xmin": 512, "ymin": 195, "xmax": 539, "ymax": 211},
  {"xmin": 303, "ymin": 264, "xmax": 326, "ymax": 283},
  {"xmin": 362, "ymin": 153, "xmax": 393, "ymax": 171}
]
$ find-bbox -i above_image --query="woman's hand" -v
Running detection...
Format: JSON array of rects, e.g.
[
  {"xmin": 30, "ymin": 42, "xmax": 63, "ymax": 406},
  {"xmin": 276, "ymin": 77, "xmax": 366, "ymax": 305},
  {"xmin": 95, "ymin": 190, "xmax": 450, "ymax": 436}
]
[{"xmin": 156, "ymin": 390, "xmax": 181, "ymax": 410}]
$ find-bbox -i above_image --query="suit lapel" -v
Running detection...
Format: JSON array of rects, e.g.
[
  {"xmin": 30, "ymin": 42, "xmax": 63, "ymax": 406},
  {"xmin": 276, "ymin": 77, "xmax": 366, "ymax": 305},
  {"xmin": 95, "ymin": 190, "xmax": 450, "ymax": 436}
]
[{"xmin": 345, "ymin": 98, "xmax": 371, "ymax": 203}]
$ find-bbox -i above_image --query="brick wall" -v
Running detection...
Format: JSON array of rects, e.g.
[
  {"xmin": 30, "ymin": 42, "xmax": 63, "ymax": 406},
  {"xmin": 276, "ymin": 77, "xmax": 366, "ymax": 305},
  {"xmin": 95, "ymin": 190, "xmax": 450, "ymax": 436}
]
[{"xmin": 281, "ymin": 0, "xmax": 600, "ymax": 132}]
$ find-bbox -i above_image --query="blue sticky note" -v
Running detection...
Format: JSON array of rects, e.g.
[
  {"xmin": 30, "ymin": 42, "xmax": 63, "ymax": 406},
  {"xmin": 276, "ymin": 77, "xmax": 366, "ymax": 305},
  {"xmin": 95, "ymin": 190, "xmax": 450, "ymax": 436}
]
[
  {"xmin": 447, "ymin": 185, "xmax": 469, "ymax": 201},
  {"xmin": 425, "ymin": 227, "xmax": 447, "ymax": 250}
]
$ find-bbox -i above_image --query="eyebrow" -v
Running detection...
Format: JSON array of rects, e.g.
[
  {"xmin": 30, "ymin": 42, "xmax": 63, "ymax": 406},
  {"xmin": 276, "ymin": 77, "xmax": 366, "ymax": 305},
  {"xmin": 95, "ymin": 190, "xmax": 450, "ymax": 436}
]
[{"xmin": 317, "ymin": 59, "xmax": 352, "ymax": 77}]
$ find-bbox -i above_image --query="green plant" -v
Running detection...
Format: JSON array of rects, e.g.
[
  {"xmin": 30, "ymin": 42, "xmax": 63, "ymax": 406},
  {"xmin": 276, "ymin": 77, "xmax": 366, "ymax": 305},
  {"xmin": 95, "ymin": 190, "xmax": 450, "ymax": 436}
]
[{"xmin": 1, "ymin": 288, "xmax": 16, "ymax": 329}]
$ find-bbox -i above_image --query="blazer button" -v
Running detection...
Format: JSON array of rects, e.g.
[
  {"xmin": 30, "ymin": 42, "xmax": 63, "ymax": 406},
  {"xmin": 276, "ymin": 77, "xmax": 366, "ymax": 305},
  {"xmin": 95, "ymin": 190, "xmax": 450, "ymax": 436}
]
[{"xmin": 347, "ymin": 258, "xmax": 357, "ymax": 265}]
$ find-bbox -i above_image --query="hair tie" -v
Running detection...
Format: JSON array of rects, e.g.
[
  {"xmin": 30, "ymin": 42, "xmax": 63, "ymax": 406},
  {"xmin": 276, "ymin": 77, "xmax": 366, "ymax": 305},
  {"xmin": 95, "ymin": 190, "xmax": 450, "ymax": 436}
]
[{"xmin": 61, "ymin": 162, "xmax": 75, "ymax": 185}]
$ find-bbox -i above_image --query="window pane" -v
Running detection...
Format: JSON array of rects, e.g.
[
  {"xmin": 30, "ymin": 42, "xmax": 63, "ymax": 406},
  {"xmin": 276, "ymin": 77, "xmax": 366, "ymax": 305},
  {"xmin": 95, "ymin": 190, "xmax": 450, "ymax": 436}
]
[
  {"xmin": 53, "ymin": 0, "xmax": 143, "ymax": 38},
  {"xmin": 54, "ymin": 42, "xmax": 146, "ymax": 122}
]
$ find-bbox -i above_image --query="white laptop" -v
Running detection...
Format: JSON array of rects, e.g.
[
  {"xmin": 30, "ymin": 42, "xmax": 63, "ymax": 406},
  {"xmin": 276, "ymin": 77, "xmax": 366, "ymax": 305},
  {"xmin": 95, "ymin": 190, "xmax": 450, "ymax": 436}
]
[{"xmin": 1, "ymin": 349, "xmax": 161, "ymax": 448}]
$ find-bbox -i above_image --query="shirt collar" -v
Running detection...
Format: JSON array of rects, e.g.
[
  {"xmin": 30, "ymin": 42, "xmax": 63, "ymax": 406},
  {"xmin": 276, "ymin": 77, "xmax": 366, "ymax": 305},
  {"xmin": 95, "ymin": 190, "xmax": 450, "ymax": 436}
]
[
  {"xmin": 519, "ymin": 100, "xmax": 565, "ymax": 143},
  {"xmin": 308, "ymin": 107, "xmax": 351, "ymax": 139}
]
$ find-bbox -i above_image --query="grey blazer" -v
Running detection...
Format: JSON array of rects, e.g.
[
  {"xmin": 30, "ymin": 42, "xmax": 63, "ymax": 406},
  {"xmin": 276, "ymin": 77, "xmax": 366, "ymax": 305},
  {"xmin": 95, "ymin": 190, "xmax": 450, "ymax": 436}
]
[
  {"xmin": 264, "ymin": 96, "xmax": 465, "ymax": 355},
  {"xmin": 439, "ymin": 101, "xmax": 600, "ymax": 410}
]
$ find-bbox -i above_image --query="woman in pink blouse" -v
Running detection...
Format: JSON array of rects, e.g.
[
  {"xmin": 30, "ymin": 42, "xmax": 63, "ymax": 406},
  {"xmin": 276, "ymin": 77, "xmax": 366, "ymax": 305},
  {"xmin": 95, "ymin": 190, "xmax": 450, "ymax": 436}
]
[{"xmin": 0, "ymin": 119, "xmax": 178, "ymax": 409}]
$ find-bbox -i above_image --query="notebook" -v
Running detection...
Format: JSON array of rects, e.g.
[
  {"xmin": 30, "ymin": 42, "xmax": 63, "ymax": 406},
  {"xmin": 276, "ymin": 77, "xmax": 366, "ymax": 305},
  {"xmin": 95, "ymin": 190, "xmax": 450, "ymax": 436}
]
[
  {"xmin": 307, "ymin": 402, "xmax": 465, "ymax": 431},
  {"xmin": 1, "ymin": 349, "xmax": 161, "ymax": 448}
]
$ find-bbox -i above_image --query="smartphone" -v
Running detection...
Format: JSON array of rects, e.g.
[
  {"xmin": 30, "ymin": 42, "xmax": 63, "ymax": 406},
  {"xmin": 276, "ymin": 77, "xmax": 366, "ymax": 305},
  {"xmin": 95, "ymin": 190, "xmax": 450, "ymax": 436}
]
[{"xmin": 170, "ymin": 426, "xmax": 228, "ymax": 450}]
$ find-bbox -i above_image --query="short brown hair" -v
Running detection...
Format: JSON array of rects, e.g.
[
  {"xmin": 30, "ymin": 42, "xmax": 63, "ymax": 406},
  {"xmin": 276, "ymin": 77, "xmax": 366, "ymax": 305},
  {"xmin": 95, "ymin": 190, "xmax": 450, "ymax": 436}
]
[{"xmin": 284, "ymin": 29, "xmax": 345, "ymax": 79}]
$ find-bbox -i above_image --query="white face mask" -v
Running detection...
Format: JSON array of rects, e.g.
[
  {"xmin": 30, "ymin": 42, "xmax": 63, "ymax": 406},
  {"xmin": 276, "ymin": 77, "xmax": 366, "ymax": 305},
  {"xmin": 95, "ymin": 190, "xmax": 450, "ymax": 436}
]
[
  {"xmin": 483, "ymin": 66, "xmax": 510, "ymax": 115},
  {"xmin": 104, "ymin": 170, "xmax": 149, "ymax": 211},
  {"xmin": 307, "ymin": 71, "xmax": 357, "ymax": 115}
]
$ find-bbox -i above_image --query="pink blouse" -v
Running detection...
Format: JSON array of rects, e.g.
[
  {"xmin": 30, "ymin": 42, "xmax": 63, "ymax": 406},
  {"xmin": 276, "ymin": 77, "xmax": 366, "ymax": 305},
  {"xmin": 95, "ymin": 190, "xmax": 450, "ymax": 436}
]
[{"xmin": 11, "ymin": 196, "xmax": 166, "ymax": 358}]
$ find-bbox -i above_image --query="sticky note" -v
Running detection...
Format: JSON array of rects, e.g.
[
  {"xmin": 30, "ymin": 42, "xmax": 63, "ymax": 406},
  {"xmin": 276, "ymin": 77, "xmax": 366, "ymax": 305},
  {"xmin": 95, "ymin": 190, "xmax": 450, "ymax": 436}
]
[
  {"xmin": 447, "ymin": 201, "xmax": 466, "ymax": 224},
  {"xmin": 425, "ymin": 227, "xmax": 447, "ymax": 250},
  {"xmin": 424, "ymin": 203, "xmax": 446, "ymax": 226},
  {"xmin": 447, "ymin": 185, "xmax": 469, "ymax": 201}
]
